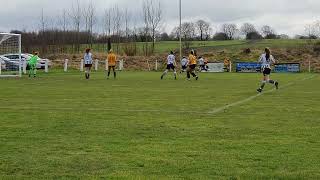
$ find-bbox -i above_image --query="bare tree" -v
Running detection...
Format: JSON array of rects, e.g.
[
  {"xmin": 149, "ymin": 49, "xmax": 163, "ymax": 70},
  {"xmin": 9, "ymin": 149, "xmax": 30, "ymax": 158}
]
[
  {"xmin": 172, "ymin": 22, "xmax": 196, "ymax": 49},
  {"xmin": 83, "ymin": 1, "xmax": 96, "ymax": 47},
  {"xmin": 40, "ymin": 8, "xmax": 46, "ymax": 33},
  {"xmin": 304, "ymin": 21, "xmax": 320, "ymax": 38},
  {"xmin": 124, "ymin": 8, "xmax": 131, "ymax": 40},
  {"xmin": 142, "ymin": 0, "xmax": 162, "ymax": 54},
  {"xmin": 240, "ymin": 23, "xmax": 256, "ymax": 36},
  {"xmin": 104, "ymin": 8, "xmax": 112, "ymax": 50},
  {"xmin": 39, "ymin": 8, "xmax": 48, "ymax": 53},
  {"xmin": 111, "ymin": 5, "xmax": 123, "ymax": 53},
  {"xmin": 261, "ymin": 25, "xmax": 276, "ymax": 38},
  {"xmin": 222, "ymin": 23, "xmax": 238, "ymax": 40},
  {"xmin": 142, "ymin": 1, "xmax": 151, "ymax": 56},
  {"xmin": 69, "ymin": 0, "xmax": 82, "ymax": 52},
  {"xmin": 196, "ymin": 20, "xmax": 210, "ymax": 41}
]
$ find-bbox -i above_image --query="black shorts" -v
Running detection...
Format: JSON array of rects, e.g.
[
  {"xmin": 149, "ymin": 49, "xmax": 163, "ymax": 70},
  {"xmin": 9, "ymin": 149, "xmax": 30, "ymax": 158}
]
[
  {"xmin": 263, "ymin": 68, "xmax": 271, "ymax": 76},
  {"xmin": 182, "ymin": 65, "xmax": 187, "ymax": 70},
  {"xmin": 200, "ymin": 65, "xmax": 206, "ymax": 69},
  {"xmin": 167, "ymin": 64, "xmax": 175, "ymax": 70},
  {"xmin": 189, "ymin": 64, "xmax": 196, "ymax": 70},
  {"xmin": 85, "ymin": 64, "xmax": 92, "ymax": 67}
]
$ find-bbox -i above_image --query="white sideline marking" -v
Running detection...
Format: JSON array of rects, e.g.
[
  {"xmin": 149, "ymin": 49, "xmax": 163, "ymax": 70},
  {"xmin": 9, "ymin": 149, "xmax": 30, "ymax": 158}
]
[{"xmin": 208, "ymin": 75, "xmax": 316, "ymax": 115}]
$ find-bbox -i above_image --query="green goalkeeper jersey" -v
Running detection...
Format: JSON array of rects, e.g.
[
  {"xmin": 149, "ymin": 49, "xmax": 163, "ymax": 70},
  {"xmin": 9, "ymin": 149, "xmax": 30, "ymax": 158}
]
[{"xmin": 29, "ymin": 55, "xmax": 39, "ymax": 65}]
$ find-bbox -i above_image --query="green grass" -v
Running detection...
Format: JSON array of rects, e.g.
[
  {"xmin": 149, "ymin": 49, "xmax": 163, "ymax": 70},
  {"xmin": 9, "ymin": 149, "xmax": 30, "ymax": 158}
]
[
  {"xmin": 56, "ymin": 39, "xmax": 315, "ymax": 55},
  {"xmin": 0, "ymin": 71, "xmax": 320, "ymax": 179}
]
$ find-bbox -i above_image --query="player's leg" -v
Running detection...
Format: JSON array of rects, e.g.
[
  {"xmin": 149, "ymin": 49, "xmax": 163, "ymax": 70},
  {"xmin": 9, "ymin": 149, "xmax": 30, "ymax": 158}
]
[
  {"xmin": 161, "ymin": 65, "xmax": 169, "ymax": 79},
  {"xmin": 190, "ymin": 65, "xmax": 198, "ymax": 80},
  {"xmin": 88, "ymin": 66, "xmax": 92, "ymax": 79},
  {"xmin": 28, "ymin": 63, "xmax": 32, "ymax": 77},
  {"xmin": 107, "ymin": 66, "xmax": 111, "ymax": 79},
  {"xmin": 113, "ymin": 66, "xmax": 116, "ymax": 79},
  {"xmin": 173, "ymin": 66, "xmax": 177, "ymax": 80},
  {"xmin": 257, "ymin": 69, "xmax": 268, "ymax": 92},
  {"xmin": 268, "ymin": 76, "xmax": 279, "ymax": 89},
  {"xmin": 187, "ymin": 67, "xmax": 191, "ymax": 80},
  {"xmin": 85, "ymin": 66, "xmax": 88, "ymax": 79},
  {"xmin": 33, "ymin": 64, "xmax": 37, "ymax": 77}
]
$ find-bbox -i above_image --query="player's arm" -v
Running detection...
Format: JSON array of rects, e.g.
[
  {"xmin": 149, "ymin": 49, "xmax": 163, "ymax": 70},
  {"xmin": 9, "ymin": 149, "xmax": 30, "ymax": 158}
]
[
  {"xmin": 258, "ymin": 55, "xmax": 263, "ymax": 63},
  {"xmin": 271, "ymin": 55, "xmax": 276, "ymax": 64}
]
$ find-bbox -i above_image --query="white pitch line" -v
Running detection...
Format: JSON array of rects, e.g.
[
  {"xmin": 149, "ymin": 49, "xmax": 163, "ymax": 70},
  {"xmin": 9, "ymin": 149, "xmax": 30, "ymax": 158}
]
[{"xmin": 208, "ymin": 75, "xmax": 316, "ymax": 115}]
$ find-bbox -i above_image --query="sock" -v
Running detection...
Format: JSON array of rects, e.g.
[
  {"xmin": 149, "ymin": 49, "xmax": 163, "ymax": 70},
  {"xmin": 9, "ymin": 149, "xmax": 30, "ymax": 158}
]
[
  {"xmin": 269, "ymin": 80, "xmax": 275, "ymax": 84},
  {"xmin": 260, "ymin": 81, "xmax": 266, "ymax": 89},
  {"xmin": 191, "ymin": 72, "xmax": 196, "ymax": 77},
  {"xmin": 187, "ymin": 72, "xmax": 191, "ymax": 79},
  {"xmin": 162, "ymin": 70, "xmax": 168, "ymax": 77},
  {"xmin": 108, "ymin": 71, "xmax": 110, "ymax": 77},
  {"xmin": 114, "ymin": 72, "xmax": 116, "ymax": 78}
]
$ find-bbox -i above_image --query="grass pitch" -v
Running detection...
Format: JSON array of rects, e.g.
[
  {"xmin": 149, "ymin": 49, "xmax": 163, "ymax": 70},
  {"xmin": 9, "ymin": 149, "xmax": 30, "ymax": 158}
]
[{"xmin": 0, "ymin": 71, "xmax": 319, "ymax": 179}]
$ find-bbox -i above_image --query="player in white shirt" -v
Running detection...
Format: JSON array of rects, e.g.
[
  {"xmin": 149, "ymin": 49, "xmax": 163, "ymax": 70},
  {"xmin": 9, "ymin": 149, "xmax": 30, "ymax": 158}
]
[
  {"xmin": 198, "ymin": 56, "xmax": 206, "ymax": 71},
  {"xmin": 180, "ymin": 56, "xmax": 189, "ymax": 73},
  {"xmin": 161, "ymin": 51, "xmax": 177, "ymax": 80},
  {"xmin": 257, "ymin": 48, "xmax": 279, "ymax": 93},
  {"xmin": 84, "ymin": 48, "xmax": 93, "ymax": 79}
]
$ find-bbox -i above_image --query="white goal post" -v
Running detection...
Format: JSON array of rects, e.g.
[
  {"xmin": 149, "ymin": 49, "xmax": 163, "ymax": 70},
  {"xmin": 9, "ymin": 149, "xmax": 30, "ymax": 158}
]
[{"xmin": 0, "ymin": 33, "xmax": 22, "ymax": 77}]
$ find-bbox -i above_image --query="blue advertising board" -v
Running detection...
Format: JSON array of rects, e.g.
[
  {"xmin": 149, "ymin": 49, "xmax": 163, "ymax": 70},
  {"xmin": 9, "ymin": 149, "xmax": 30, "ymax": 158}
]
[
  {"xmin": 236, "ymin": 62, "xmax": 261, "ymax": 73},
  {"xmin": 274, "ymin": 63, "xmax": 300, "ymax": 73}
]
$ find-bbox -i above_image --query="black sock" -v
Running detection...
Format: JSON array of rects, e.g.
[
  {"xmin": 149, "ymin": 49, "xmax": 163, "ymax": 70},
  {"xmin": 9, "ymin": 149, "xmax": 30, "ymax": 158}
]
[
  {"xmin": 108, "ymin": 71, "xmax": 110, "ymax": 77},
  {"xmin": 187, "ymin": 72, "xmax": 191, "ymax": 78},
  {"xmin": 269, "ymin": 80, "xmax": 275, "ymax": 84},
  {"xmin": 114, "ymin": 72, "xmax": 116, "ymax": 78},
  {"xmin": 191, "ymin": 73, "xmax": 196, "ymax": 77}
]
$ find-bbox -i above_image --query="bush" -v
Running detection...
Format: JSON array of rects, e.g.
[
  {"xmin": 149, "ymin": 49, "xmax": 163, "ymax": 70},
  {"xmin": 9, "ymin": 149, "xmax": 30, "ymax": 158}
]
[
  {"xmin": 246, "ymin": 32, "xmax": 263, "ymax": 40},
  {"xmin": 313, "ymin": 41, "xmax": 320, "ymax": 53},
  {"xmin": 213, "ymin": 33, "xmax": 228, "ymax": 41},
  {"xmin": 123, "ymin": 42, "xmax": 137, "ymax": 56},
  {"xmin": 264, "ymin": 34, "xmax": 279, "ymax": 39}
]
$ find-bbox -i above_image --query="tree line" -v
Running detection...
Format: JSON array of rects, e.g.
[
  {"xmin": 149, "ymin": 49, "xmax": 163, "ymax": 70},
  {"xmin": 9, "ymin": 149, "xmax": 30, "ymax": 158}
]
[{"xmin": 8, "ymin": 0, "xmax": 320, "ymax": 56}]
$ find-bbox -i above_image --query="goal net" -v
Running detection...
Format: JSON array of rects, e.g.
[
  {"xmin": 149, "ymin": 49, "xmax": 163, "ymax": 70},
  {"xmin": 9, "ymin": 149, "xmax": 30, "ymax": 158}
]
[{"xmin": 0, "ymin": 33, "xmax": 22, "ymax": 77}]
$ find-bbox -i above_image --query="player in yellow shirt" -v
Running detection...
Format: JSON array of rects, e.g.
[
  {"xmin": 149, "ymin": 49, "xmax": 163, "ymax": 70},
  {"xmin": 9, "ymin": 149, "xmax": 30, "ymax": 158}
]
[
  {"xmin": 187, "ymin": 50, "xmax": 199, "ymax": 81},
  {"xmin": 107, "ymin": 49, "xmax": 117, "ymax": 79}
]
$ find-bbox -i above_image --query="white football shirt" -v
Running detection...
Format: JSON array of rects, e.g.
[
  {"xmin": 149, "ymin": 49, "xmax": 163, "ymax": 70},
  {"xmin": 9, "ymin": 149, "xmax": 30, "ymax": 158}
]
[
  {"xmin": 258, "ymin": 53, "xmax": 275, "ymax": 69},
  {"xmin": 181, "ymin": 58, "xmax": 189, "ymax": 66},
  {"xmin": 167, "ymin": 54, "xmax": 175, "ymax": 65},
  {"xmin": 84, "ymin": 53, "xmax": 93, "ymax": 65}
]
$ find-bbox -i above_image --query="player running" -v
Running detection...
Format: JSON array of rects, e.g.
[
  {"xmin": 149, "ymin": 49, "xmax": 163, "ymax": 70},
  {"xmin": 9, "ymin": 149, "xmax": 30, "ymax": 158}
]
[
  {"xmin": 198, "ymin": 56, "xmax": 207, "ymax": 72},
  {"xmin": 28, "ymin": 52, "xmax": 39, "ymax": 78},
  {"xmin": 180, "ymin": 56, "xmax": 189, "ymax": 73},
  {"xmin": 161, "ymin": 51, "xmax": 177, "ymax": 80},
  {"xmin": 257, "ymin": 47, "xmax": 279, "ymax": 93},
  {"xmin": 84, "ymin": 48, "xmax": 93, "ymax": 80},
  {"xmin": 107, "ymin": 49, "xmax": 117, "ymax": 79},
  {"xmin": 187, "ymin": 50, "xmax": 199, "ymax": 81}
]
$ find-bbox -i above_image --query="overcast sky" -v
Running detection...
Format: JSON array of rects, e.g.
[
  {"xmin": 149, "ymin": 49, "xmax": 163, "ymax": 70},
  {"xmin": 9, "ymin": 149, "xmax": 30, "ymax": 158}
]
[{"xmin": 0, "ymin": 0, "xmax": 319, "ymax": 37}]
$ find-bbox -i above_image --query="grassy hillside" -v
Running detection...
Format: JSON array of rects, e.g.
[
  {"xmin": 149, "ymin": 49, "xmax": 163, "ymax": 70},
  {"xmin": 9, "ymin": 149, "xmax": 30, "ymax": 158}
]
[{"xmin": 86, "ymin": 39, "xmax": 316, "ymax": 55}]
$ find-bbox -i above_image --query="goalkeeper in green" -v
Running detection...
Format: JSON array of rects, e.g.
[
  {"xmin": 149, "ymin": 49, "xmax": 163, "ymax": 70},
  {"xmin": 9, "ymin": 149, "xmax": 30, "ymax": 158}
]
[{"xmin": 28, "ymin": 52, "xmax": 39, "ymax": 78}]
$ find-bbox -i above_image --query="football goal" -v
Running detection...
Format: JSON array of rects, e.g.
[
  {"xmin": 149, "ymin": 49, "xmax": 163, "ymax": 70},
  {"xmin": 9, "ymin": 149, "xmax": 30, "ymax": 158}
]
[{"xmin": 0, "ymin": 33, "xmax": 22, "ymax": 77}]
